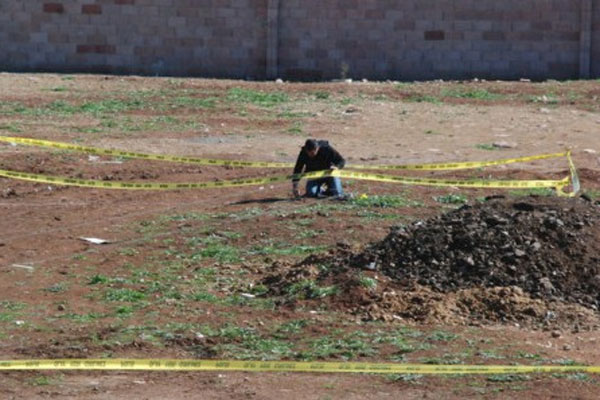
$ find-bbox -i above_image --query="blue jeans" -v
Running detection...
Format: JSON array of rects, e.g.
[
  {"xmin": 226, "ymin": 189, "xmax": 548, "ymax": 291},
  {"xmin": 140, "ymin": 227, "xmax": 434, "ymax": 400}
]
[{"xmin": 306, "ymin": 177, "xmax": 343, "ymax": 197}]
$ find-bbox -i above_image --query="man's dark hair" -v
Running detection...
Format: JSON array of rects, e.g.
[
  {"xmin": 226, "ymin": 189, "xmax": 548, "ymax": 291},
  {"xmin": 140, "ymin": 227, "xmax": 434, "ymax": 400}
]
[{"xmin": 304, "ymin": 139, "xmax": 318, "ymax": 151}]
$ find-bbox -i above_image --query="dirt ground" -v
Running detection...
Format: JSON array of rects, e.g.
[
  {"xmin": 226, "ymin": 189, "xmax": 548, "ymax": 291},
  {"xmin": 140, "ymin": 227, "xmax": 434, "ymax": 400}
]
[{"xmin": 1, "ymin": 73, "xmax": 600, "ymax": 399}]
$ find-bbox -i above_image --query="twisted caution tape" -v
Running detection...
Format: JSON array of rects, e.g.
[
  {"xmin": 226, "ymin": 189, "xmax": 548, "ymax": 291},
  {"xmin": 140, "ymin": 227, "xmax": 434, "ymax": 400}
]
[
  {"xmin": 0, "ymin": 168, "xmax": 571, "ymax": 192},
  {"xmin": 0, "ymin": 359, "xmax": 599, "ymax": 374},
  {"xmin": 0, "ymin": 135, "xmax": 569, "ymax": 171}
]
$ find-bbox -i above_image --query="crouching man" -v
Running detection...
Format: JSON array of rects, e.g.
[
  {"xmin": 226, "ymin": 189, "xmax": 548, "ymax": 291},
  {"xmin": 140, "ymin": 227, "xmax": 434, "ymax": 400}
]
[{"xmin": 292, "ymin": 139, "xmax": 346, "ymax": 198}]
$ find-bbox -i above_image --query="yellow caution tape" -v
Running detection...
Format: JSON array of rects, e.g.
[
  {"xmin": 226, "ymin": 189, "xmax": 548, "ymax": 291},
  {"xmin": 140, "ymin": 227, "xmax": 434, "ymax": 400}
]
[
  {"xmin": 0, "ymin": 168, "xmax": 571, "ymax": 192},
  {"xmin": 0, "ymin": 359, "xmax": 598, "ymax": 374},
  {"xmin": 0, "ymin": 135, "xmax": 570, "ymax": 171},
  {"xmin": 338, "ymin": 170, "xmax": 570, "ymax": 191},
  {"xmin": 0, "ymin": 136, "xmax": 291, "ymax": 169},
  {"xmin": 565, "ymin": 150, "xmax": 580, "ymax": 197},
  {"xmin": 349, "ymin": 152, "xmax": 569, "ymax": 171}
]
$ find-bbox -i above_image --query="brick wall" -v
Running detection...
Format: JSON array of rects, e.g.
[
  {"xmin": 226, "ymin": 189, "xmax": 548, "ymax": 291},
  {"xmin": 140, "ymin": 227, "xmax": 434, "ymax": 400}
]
[
  {"xmin": 0, "ymin": 0, "xmax": 597, "ymax": 80},
  {"xmin": 0, "ymin": 0, "xmax": 268, "ymax": 77}
]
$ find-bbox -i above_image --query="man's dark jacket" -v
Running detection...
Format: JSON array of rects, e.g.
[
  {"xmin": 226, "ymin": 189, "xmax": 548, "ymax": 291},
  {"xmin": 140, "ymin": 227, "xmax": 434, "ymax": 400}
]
[{"xmin": 292, "ymin": 140, "xmax": 345, "ymax": 182}]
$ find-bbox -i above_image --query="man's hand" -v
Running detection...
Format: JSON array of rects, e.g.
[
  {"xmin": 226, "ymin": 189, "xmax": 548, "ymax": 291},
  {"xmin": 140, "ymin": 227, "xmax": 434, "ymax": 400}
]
[{"xmin": 330, "ymin": 165, "xmax": 338, "ymax": 170}]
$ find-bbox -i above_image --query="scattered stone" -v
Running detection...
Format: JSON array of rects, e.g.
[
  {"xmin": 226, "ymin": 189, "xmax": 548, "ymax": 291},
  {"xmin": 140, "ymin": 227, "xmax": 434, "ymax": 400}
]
[
  {"xmin": 275, "ymin": 78, "xmax": 283, "ymax": 84},
  {"xmin": 551, "ymin": 330, "xmax": 562, "ymax": 338},
  {"xmin": 1, "ymin": 188, "xmax": 17, "ymax": 198},
  {"xmin": 493, "ymin": 141, "xmax": 518, "ymax": 149},
  {"xmin": 57, "ymin": 304, "xmax": 66, "ymax": 311}
]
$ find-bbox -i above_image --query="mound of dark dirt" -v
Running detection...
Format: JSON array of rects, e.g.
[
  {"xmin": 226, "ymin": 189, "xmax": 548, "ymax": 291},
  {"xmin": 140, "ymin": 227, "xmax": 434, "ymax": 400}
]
[
  {"xmin": 259, "ymin": 196, "xmax": 600, "ymax": 327},
  {"xmin": 352, "ymin": 196, "xmax": 600, "ymax": 309}
]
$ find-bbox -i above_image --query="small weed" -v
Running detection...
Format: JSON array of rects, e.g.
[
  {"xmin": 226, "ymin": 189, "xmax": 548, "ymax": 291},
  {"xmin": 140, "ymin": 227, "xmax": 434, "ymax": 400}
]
[
  {"xmin": 88, "ymin": 274, "xmax": 109, "ymax": 285},
  {"xmin": 357, "ymin": 273, "xmax": 377, "ymax": 289},
  {"xmin": 43, "ymin": 283, "xmax": 68, "ymax": 293},
  {"xmin": 434, "ymin": 194, "xmax": 468, "ymax": 204},
  {"xmin": 487, "ymin": 374, "xmax": 531, "ymax": 382},
  {"xmin": 119, "ymin": 248, "xmax": 139, "ymax": 257},
  {"xmin": 386, "ymin": 374, "xmax": 423, "ymax": 383},
  {"xmin": 274, "ymin": 320, "xmax": 309, "ymax": 336},
  {"xmin": 567, "ymin": 373, "xmax": 592, "ymax": 382},
  {"xmin": 475, "ymin": 143, "xmax": 497, "ymax": 151},
  {"xmin": 27, "ymin": 375, "xmax": 57, "ymax": 386},
  {"xmin": 287, "ymin": 280, "xmax": 338, "ymax": 299},
  {"xmin": 287, "ymin": 121, "xmax": 303, "ymax": 135}
]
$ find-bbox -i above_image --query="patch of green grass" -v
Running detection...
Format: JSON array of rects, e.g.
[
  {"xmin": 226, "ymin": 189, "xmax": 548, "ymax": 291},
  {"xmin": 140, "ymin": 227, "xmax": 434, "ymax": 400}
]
[
  {"xmin": 434, "ymin": 194, "xmax": 468, "ymax": 204},
  {"xmin": 340, "ymin": 97, "xmax": 353, "ymax": 105},
  {"xmin": 407, "ymin": 94, "xmax": 442, "ymax": 104},
  {"xmin": 299, "ymin": 332, "xmax": 376, "ymax": 360},
  {"xmin": 191, "ymin": 291, "xmax": 219, "ymax": 303},
  {"xmin": 508, "ymin": 188, "xmax": 555, "ymax": 197},
  {"xmin": 427, "ymin": 330, "xmax": 459, "ymax": 342},
  {"xmin": 62, "ymin": 312, "xmax": 105, "ymax": 323},
  {"xmin": 0, "ymin": 301, "xmax": 27, "ymax": 311},
  {"xmin": 171, "ymin": 96, "xmax": 217, "ymax": 109},
  {"xmin": 419, "ymin": 355, "xmax": 463, "ymax": 365},
  {"xmin": 350, "ymin": 194, "xmax": 422, "ymax": 208},
  {"xmin": 227, "ymin": 88, "xmax": 288, "ymax": 107},
  {"xmin": 478, "ymin": 349, "xmax": 506, "ymax": 360},
  {"xmin": 103, "ymin": 288, "xmax": 146, "ymax": 302},
  {"xmin": 442, "ymin": 88, "xmax": 501, "ymax": 101},
  {"xmin": 582, "ymin": 189, "xmax": 600, "ymax": 200},
  {"xmin": 313, "ymin": 91, "xmax": 330, "ymax": 100},
  {"xmin": 193, "ymin": 244, "xmax": 241, "ymax": 263},
  {"xmin": 273, "ymin": 320, "xmax": 309, "ymax": 337},
  {"xmin": 0, "ymin": 122, "xmax": 22, "ymax": 133}
]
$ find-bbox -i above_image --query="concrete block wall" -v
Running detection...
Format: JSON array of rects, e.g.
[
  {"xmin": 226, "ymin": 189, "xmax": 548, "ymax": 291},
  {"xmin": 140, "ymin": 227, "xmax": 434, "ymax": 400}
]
[
  {"xmin": 592, "ymin": 0, "xmax": 600, "ymax": 76},
  {"xmin": 0, "ymin": 0, "xmax": 268, "ymax": 78},
  {"xmin": 0, "ymin": 0, "xmax": 597, "ymax": 80},
  {"xmin": 278, "ymin": 0, "xmax": 585, "ymax": 80}
]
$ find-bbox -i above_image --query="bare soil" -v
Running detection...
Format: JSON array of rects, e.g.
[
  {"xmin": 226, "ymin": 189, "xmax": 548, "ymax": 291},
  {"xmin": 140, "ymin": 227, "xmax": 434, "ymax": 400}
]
[{"xmin": 1, "ymin": 73, "xmax": 600, "ymax": 399}]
